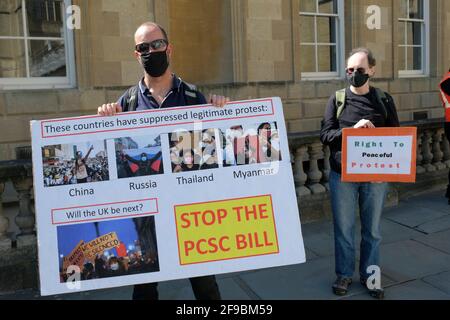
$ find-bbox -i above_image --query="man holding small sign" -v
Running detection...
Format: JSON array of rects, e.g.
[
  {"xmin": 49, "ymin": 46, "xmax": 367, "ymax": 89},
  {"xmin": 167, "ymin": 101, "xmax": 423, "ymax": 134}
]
[{"xmin": 320, "ymin": 48, "xmax": 400, "ymax": 299}]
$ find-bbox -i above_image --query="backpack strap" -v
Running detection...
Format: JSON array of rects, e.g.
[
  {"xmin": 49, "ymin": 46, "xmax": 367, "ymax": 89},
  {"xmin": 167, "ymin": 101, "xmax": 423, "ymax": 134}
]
[
  {"xmin": 181, "ymin": 81, "xmax": 203, "ymax": 106},
  {"xmin": 335, "ymin": 87, "xmax": 390, "ymax": 120},
  {"xmin": 373, "ymin": 87, "xmax": 389, "ymax": 120},
  {"xmin": 335, "ymin": 88, "xmax": 346, "ymax": 119},
  {"xmin": 123, "ymin": 85, "xmax": 139, "ymax": 112}
]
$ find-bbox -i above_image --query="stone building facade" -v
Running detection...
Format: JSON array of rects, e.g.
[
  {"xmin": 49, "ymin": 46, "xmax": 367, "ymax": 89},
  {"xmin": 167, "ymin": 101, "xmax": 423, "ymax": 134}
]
[{"xmin": 0, "ymin": 0, "xmax": 449, "ymax": 160}]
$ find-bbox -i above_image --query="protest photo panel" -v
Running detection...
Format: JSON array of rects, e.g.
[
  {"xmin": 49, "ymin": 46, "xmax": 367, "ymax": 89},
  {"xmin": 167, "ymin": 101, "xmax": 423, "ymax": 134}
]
[
  {"xmin": 114, "ymin": 135, "xmax": 164, "ymax": 178},
  {"xmin": 58, "ymin": 216, "xmax": 159, "ymax": 283},
  {"xmin": 42, "ymin": 140, "xmax": 109, "ymax": 187}
]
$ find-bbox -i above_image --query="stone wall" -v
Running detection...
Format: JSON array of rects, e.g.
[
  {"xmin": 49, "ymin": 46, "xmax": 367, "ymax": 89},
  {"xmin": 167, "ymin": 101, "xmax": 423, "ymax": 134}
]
[
  {"xmin": 0, "ymin": 77, "xmax": 444, "ymax": 161},
  {"xmin": 168, "ymin": 0, "xmax": 234, "ymax": 84},
  {"xmin": 0, "ymin": 0, "xmax": 448, "ymax": 161}
]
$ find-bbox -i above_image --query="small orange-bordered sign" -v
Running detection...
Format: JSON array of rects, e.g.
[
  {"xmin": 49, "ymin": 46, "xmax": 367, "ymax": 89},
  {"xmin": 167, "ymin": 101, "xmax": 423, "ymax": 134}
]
[{"xmin": 342, "ymin": 127, "xmax": 417, "ymax": 183}]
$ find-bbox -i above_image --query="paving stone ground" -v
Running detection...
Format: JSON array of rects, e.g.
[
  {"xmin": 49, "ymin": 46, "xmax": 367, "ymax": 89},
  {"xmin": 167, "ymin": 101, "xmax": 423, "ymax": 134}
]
[{"xmin": 1, "ymin": 190, "xmax": 449, "ymax": 300}]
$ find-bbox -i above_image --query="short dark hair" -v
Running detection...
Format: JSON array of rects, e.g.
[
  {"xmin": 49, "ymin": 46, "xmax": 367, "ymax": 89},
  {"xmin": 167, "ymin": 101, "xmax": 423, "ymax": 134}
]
[
  {"xmin": 138, "ymin": 22, "xmax": 169, "ymax": 43},
  {"xmin": 347, "ymin": 47, "xmax": 376, "ymax": 67},
  {"xmin": 156, "ymin": 24, "xmax": 169, "ymax": 43}
]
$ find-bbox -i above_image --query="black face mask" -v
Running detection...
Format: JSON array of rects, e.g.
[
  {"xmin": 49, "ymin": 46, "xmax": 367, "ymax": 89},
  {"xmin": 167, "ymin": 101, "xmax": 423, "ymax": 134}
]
[
  {"xmin": 346, "ymin": 70, "xmax": 369, "ymax": 88},
  {"xmin": 140, "ymin": 50, "xmax": 169, "ymax": 77}
]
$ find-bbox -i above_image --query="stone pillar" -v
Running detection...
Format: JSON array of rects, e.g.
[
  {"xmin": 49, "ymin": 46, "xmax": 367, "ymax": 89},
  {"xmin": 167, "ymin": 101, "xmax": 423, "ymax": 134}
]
[
  {"xmin": 307, "ymin": 142, "xmax": 326, "ymax": 194},
  {"xmin": 322, "ymin": 145, "xmax": 331, "ymax": 191},
  {"xmin": 422, "ymin": 130, "xmax": 436, "ymax": 172},
  {"xmin": 416, "ymin": 132, "xmax": 425, "ymax": 174},
  {"xmin": 441, "ymin": 129, "xmax": 450, "ymax": 168},
  {"xmin": 12, "ymin": 176, "xmax": 36, "ymax": 247},
  {"xmin": 231, "ymin": 0, "xmax": 247, "ymax": 82},
  {"xmin": 0, "ymin": 181, "xmax": 11, "ymax": 251},
  {"xmin": 432, "ymin": 129, "xmax": 446, "ymax": 170},
  {"xmin": 294, "ymin": 146, "xmax": 310, "ymax": 197}
]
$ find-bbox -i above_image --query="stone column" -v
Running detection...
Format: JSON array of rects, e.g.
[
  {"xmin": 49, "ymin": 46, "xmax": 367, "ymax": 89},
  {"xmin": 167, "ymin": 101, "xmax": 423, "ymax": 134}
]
[
  {"xmin": 441, "ymin": 129, "xmax": 450, "ymax": 168},
  {"xmin": 12, "ymin": 176, "xmax": 36, "ymax": 247},
  {"xmin": 231, "ymin": 0, "xmax": 247, "ymax": 83},
  {"xmin": 422, "ymin": 130, "xmax": 436, "ymax": 172},
  {"xmin": 0, "ymin": 181, "xmax": 11, "ymax": 251},
  {"xmin": 432, "ymin": 129, "xmax": 446, "ymax": 170},
  {"xmin": 294, "ymin": 146, "xmax": 310, "ymax": 197},
  {"xmin": 416, "ymin": 132, "xmax": 425, "ymax": 174},
  {"xmin": 307, "ymin": 142, "xmax": 326, "ymax": 194}
]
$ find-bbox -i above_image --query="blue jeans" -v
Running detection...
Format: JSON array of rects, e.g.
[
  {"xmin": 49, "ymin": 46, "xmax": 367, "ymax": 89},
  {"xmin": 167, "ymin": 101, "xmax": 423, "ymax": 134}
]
[{"xmin": 329, "ymin": 170, "xmax": 388, "ymax": 280}]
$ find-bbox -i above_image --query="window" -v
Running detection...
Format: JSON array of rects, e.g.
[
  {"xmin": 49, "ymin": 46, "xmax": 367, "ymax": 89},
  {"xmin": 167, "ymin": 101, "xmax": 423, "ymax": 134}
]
[
  {"xmin": 398, "ymin": 0, "xmax": 429, "ymax": 77},
  {"xmin": 299, "ymin": 0, "xmax": 345, "ymax": 79},
  {"xmin": 0, "ymin": 0, "xmax": 75, "ymax": 89}
]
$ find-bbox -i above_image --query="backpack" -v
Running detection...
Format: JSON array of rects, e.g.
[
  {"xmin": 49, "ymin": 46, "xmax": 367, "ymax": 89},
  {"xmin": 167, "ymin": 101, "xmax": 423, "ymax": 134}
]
[
  {"xmin": 122, "ymin": 80, "xmax": 203, "ymax": 112},
  {"xmin": 335, "ymin": 87, "xmax": 390, "ymax": 119}
]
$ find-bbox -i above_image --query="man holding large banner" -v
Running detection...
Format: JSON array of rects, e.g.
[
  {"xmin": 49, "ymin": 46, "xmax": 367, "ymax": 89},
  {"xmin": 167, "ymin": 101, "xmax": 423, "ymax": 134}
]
[
  {"xmin": 320, "ymin": 48, "xmax": 400, "ymax": 299},
  {"xmin": 97, "ymin": 22, "xmax": 229, "ymax": 301}
]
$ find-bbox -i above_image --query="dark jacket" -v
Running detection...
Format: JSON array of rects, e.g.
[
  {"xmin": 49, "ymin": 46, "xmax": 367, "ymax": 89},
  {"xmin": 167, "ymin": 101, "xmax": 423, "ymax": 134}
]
[{"xmin": 320, "ymin": 87, "xmax": 400, "ymax": 174}]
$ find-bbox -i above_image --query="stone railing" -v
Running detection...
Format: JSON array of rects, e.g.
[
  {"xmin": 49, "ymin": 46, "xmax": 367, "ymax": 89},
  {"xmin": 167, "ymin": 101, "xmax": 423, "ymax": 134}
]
[
  {"xmin": 0, "ymin": 147, "xmax": 35, "ymax": 248},
  {"xmin": 0, "ymin": 147, "xmax": 37, "ymax": 292},
  {"xmin": 288, "ymin": 119, "xmax": 450, "ymax": 222},
  {"xmin": 0, "ymin": 120, "xmax": 449, "ymax": 293}
]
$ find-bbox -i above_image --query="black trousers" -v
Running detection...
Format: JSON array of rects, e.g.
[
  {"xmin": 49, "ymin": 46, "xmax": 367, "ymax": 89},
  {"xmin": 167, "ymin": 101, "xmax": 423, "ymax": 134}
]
[
  {"xmin": 132, "ymin": 275, "xmax": 221, "ymax": 300},
  {"xmin": 446, "ymin": 123, "xmax": 450, "ymax": 198}
]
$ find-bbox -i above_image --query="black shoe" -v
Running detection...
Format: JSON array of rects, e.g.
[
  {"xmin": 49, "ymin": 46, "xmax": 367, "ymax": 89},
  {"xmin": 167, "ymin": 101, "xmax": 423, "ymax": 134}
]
[
  {"xmin": 332, "ymin": 277, "xmax": 352, "ymax": 296},
  {"xmin": 360, "ymin": 278, "xmax": 385, "ymax": 300}
]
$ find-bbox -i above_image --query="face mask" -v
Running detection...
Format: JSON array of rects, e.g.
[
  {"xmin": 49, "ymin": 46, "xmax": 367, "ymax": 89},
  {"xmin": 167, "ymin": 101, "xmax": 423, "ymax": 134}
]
[
  {"xmin": 140, "ymin": 50, "xmax": 169, "ymax": 77},
  {"xmin": 184, "ymin": 156, "xmax": 193, "ymax": 164},
  {"xmin": 110, "ymin": 263, "xmax": 119, "ymax": 271},
  {"xmin": 346, "ymin": 70, "xmax": 369, "ymax": 88},
  {"xmin": 141, "ymin": 157, "xmax": 147, "ymax": 162}
]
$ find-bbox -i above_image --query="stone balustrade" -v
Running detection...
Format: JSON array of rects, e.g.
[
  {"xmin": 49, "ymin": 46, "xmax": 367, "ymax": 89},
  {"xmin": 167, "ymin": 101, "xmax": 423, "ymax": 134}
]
[
  {"xmin": 288, "ymin": 120, "xmax": 450, "ymax": 221},
  {"xmin": 0, "ymin": 147, "xmax": 38, "ymax": 292},
  {"xmin": 0, "ymin": 150, "xmax": 34, "ymax": 250}
]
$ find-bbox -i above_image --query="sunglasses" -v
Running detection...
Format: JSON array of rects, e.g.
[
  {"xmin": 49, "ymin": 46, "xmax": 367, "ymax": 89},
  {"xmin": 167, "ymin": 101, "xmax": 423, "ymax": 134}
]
[
  {"xmin": 346, "ymin": 67, "xmax": 367, "ymax": 75},
  {"xmin": 135, "ymin": 39, "xmax": 168, "ymax": 53}
]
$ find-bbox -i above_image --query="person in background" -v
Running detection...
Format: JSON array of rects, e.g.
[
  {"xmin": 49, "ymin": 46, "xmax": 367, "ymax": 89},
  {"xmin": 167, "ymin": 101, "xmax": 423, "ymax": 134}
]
[
  {"xmin": 439, "ymin": 68, "xmax": 450, "ymax": 204},
  {"xmin": 257, "ymin": 122, "xmax": 281, "ymax": 163},
  {"xmin": 179, "ymin": 149, "xmax": 200, "ymax": 172},
  {"xmin": 73, "ymin": 145, "xmax": 94, "ymax": 184},
  {"xmin": 122, "ymin": 150, "xmax": 162, "ymax": 176},
  {"xmin": 223, "ymin": 125, "xmax": 244, "ymax": 166}
]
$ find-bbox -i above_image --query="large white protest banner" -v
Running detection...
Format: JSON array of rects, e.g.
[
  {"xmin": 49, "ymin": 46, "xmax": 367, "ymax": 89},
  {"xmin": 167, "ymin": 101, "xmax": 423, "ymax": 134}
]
[{"xmin": 31, "ymin": 97, "xmax": 305, "ymax": 296}]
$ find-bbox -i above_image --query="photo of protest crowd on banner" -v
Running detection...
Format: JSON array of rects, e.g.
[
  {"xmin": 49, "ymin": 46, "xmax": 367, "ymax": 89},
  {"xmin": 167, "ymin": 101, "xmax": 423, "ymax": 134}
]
[
  {"xmin": 42, "ymin": 141, "xmax": 109, "ymax": 187},
  {"xmin": 57, "ymin": 216, "xmax": 159, "ymax": 283},
  {"xmin": 114, "ymin": 135, "xmax": 163, "ymax": 178},
  {"xmin": 220, "ymin": 122, "xmax": 281, "ymax": 166},
  {"xmin": 169, "ymin": 129, "xmax": 219, "ymax": 172}
]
